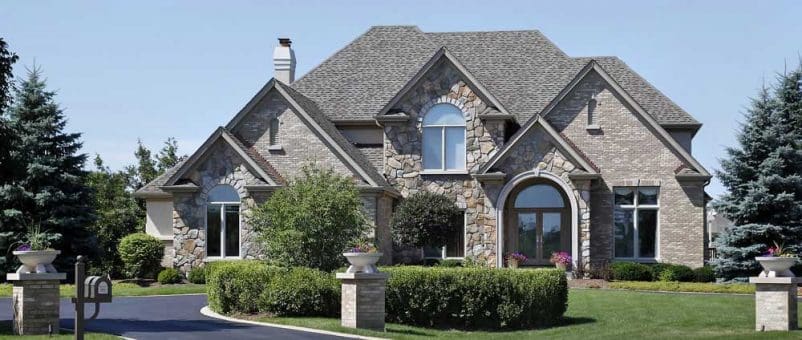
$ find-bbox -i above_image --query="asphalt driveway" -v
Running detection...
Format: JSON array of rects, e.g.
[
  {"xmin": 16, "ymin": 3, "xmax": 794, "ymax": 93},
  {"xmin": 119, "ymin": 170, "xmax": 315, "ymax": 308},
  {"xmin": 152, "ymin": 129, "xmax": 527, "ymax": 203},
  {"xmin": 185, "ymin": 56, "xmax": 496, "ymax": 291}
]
[{"xmin": 1, "ymin": 294, "xmax": 350, "ymax": 340}]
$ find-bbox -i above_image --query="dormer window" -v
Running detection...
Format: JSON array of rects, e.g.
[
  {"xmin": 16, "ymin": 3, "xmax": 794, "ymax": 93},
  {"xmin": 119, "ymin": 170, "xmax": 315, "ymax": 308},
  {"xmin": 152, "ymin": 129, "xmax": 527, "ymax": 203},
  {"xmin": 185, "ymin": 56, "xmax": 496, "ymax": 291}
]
[{"xmin": 422, "ymin": 103, "xmax": 466, "ymax": 172}]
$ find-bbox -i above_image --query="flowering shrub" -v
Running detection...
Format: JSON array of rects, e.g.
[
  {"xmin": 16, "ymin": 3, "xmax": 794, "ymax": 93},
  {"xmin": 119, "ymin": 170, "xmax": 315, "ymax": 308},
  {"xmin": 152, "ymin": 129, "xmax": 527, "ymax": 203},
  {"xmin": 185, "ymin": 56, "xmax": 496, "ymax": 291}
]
[
  {"xmin": 506, "ymin": 252, "xmax": 527, "ymax": 263},
  {"xmin": 550, "ymin": 251, "xmax": 572, "ymax": 266},
  {"xmin": 346, "ymin": 240, "xmax": 378, "ymax": 253},
  {"xmin": 765, "ymin": 241, "xmax": 796, "ymax": 258}
]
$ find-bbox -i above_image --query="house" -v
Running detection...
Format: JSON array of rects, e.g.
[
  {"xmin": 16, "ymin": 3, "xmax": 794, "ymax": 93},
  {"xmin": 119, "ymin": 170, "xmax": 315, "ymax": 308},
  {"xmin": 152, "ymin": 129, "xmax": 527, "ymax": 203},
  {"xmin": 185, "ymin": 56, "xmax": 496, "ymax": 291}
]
[
  {"xmin": 706, "ymin": 206, "xmax": 734, "ymax": 258},
  {"xmin": 134, "ymin": 26, "xmax": 711, "ymax": 273}
]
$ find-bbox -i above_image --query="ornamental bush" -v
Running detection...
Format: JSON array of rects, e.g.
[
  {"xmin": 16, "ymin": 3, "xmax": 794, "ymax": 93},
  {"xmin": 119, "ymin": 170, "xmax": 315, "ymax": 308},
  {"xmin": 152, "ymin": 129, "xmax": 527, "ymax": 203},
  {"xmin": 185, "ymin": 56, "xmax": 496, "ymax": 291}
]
[
  {"xmin": 384, "ymin": 267, "xmax": 567, "ymax": 329},
  {"xmin": 187, "ymin": 267, "xmax": 206, "ymax": 284},
  {"xmin": 206, "ymin": 261, "xmax": 338, "ymax": 317},
  {"xmin": 157, "ymin": 268, "xmax": 183, "ymax": 284},
  {"xmin": 657, "ymin": 264, "xmax": 695, "ymax": 282},
  {"xmin": 250, "ymin": 165, "xmax": 367, "ymax": 272},
  {"xmin": 693, "ymin": 265, "xmax": 716, "ymax": 283},
  {"xmin": 390, "ymin": 192, "xmax": 462, "ymax": 248},
  {"xmin": 610, "ymin": 262, "xmax": 652, "ymax": 281},
  {"xmin": 118, "ymin": 233, "xmax": 164, "ymax": 279}
]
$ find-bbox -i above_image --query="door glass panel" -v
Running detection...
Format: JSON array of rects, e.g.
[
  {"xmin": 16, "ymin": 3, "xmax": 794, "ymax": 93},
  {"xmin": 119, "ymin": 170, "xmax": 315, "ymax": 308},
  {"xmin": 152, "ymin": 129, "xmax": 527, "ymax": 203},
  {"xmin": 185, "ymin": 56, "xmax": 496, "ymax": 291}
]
[
  {"xmin": 423, "ymin": 127, "xmax": 442, "ymax": 170},
  {"xmin": 517, "ymin": 213, "xmax": 537, "ymax": 260},
  {"xmin": 542, "ymin": 213, "xmax": 562, "ymax": 258},
  {"xmin": 225, "ymin": 205, "xmax": 240, "ymax": 257},
  {"xmin": 638, "ymin": 210, "xmax": 657, "ymax": 258},
  {"xmin": 614, "ymin": 209, "xmax": 634, "ymax": 257},
  {"xmin": 206, "ymin": 204, "xmax": 221, "ymax": 257}
]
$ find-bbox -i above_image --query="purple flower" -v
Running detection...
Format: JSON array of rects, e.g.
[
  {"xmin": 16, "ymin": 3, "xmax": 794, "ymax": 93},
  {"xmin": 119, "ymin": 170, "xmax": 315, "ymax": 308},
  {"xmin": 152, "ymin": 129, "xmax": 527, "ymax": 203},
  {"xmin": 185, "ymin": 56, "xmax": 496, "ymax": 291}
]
[{"xmin": 16, "ymin": 244, "xmax": 31, "ymax": 252}]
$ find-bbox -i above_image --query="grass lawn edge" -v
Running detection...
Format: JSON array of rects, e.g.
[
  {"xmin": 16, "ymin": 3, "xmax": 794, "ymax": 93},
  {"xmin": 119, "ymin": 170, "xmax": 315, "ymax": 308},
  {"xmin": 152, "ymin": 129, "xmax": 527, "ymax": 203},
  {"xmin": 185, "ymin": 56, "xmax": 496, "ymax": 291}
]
[{"xmin": 199, "ymin": 306, "xmax": 386, "ymax": 340}]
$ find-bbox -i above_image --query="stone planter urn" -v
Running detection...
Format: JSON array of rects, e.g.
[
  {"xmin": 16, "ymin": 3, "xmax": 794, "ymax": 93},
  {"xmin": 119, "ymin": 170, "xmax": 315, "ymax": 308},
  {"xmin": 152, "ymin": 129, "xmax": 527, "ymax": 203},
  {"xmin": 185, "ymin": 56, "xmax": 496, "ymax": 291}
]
[
  {"xmin": 755, "ymin": 256, "xmax": 797, "ymax": 278},
  {"xmin": 12, "ymin": 250, "xmax": 60, "ymax": 274},
  {"xmin": 343, "ymin": 252, "xmax": 383, "ymax": 274},
  {"xmin": 508, "ymin": 259, "xmax": 520, "ymax": 269}
]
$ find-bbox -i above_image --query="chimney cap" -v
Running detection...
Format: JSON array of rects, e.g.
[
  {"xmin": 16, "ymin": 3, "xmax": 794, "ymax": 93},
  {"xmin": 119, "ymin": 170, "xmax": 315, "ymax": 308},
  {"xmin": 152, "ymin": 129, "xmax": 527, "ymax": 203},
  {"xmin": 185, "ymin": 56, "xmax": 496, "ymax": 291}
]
[{"xmin": 278, "ymin": 38, "xmax": 292, "ymax": 47}]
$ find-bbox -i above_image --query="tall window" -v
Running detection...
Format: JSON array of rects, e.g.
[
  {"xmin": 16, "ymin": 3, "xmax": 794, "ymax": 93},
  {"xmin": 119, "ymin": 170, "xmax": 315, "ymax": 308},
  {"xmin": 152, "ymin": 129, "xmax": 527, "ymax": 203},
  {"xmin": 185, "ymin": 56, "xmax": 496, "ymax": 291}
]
[
  {"xmin": 422, "ymin": 103, "xmax": 466, "ymax": 172},
  {"xmin": 423, "ymin": 212, "xmax": 465, "ymax": 259},
  {"xmin": 614, "ymin": 187, "xmax": 659, "ymax": 260},
  {"xmin": 269, "ymin": 117, "xmax": 280, "ymax": 146},
  {"xmin": 206, "ymin": 185, "xmax": 240, "ymax": 258}
]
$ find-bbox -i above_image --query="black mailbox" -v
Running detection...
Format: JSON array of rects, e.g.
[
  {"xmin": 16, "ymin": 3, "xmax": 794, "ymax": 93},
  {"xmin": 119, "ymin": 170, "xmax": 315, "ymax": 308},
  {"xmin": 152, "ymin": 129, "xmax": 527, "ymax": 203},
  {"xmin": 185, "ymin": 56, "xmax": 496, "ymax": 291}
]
[{"xmin": 83, "ymin": 276, "xmax": 112, "ymax": 303}]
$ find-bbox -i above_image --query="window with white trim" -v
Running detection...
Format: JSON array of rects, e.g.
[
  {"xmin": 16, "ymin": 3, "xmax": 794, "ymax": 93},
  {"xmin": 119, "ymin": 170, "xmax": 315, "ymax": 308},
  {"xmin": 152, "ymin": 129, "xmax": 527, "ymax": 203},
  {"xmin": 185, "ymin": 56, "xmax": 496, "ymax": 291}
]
[
  {"xmin": 206, "ymin": 185, "xmax": 241, "ymax": 258},
  {"xmin": 613, "ymin": 187, "xmax": 658, "ymax": 260},
  {"xmin": 422, "ymin": 103, "xmax": 466, "ymax": 172},
  {"xmin": 423, "ymin": 212, "xmax": 465, "ymax": 259},
  {"xmin": 269, "ymin": 117, "xmax": 279, "ymax": 146}
]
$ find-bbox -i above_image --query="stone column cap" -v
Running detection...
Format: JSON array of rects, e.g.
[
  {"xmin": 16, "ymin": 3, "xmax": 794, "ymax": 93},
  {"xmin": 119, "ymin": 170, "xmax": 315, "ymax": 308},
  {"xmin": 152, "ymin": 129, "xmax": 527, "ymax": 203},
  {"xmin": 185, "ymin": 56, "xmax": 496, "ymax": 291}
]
[
  {"xmin": 6, "ymin": 272, "xmax": 66, "ymax": 281},
  {"xmin": 749, "ymin": 276, "xmax": 799, "ymax": 284},
  {"xmin": 336, "ymin": 272, "xmax": 389, "ymax": 280}
]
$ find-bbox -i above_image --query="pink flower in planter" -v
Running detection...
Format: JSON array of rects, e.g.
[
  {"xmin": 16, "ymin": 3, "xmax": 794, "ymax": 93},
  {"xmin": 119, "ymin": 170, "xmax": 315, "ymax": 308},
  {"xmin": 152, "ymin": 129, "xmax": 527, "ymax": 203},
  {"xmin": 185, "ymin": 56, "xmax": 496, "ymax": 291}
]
[
  {"xmin": 15, "ymin": 244, "xmax": 31, "ymax": 252},
  {"xmin": 550, "ymin": 251, "xmax": 572, "ymax": 266}
]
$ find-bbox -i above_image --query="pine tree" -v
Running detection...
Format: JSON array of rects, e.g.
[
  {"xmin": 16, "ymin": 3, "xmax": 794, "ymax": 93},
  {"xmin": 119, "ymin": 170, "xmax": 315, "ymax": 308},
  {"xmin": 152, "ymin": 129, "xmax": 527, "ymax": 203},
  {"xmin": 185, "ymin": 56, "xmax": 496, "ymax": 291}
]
[
  {"xmin": 124, "ymin": 139, "xmax": 157, "ymax": 191},
  {"xmin": 156, "ymin": 137, "xmax": 185, "ymax": 173},
  {"xmin": 0, "ymin": 38, "xmax": 18, "ymax": 273},
  {"xmin": 86, "ymin": 155, "xmax": 144, "ymax": 277},
  {"xmin": 2, "ymin": 67, "xmax": 97, "ymax": 273},
  {"xmin": 712, "ymin": 65, "xmax": 802, "ymax": 281}
]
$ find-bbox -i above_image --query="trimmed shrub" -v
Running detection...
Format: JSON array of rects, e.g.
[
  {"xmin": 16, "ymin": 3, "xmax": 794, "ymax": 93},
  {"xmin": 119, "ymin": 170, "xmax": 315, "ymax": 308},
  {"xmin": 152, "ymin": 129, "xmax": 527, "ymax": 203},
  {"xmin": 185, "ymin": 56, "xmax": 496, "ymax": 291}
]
[
  {"xmin": 436, "ymin": 259, "xmax": 462, "ymax": 267},
  {"xmin": 693, "ymin": 265, "xmax": 716, "ymax": 283},
  {"xmin": 157, "ymin": 268, "xmax": 183, "ymax": 284},
  {"xmin": 610, "ymin": 262, "xmax": 652, "ymax": 281},
  {"xmin": 206, "ymin": 261, "xmax": 338, "ymax": 317},
  {"xmin": 187, "ymin": 267, "xmax": 206, "ymax": 284},
  {"xmin": 260, "ymin": 267, "xmax": 339, "ymax": 316},
  {"xmin": 648, "ymin": 263, "xmax": 673, "ymax": 281},
  {"xmin": 384, "ymin": 267, "xmax": 567, "ymax": 329},
  {"xmin": 118, "ymin": 233, "xmax": 164, "ymax": 279},
  {"xmin": 657, "ymin": 264, "xmax": 695, "ymax": 282},
  {"xmin": 391, "ymin": 192, "xmax": 462, "ymax": 248}
]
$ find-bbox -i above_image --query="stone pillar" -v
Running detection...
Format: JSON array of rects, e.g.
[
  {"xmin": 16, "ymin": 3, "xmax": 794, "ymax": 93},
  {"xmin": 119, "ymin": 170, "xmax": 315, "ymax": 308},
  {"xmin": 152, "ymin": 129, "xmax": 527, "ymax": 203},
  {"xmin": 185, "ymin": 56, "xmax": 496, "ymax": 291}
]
[
  {"xmin": 749, "ymin": 276, "xmax": 798, "ymax": 331},
  {"xmin": 6, "ymin": 272, "xmax": 66, "ymax": 335},
  {"xmin": 335, "ymin": 272, "xmax": 388, "ymax": 331}
]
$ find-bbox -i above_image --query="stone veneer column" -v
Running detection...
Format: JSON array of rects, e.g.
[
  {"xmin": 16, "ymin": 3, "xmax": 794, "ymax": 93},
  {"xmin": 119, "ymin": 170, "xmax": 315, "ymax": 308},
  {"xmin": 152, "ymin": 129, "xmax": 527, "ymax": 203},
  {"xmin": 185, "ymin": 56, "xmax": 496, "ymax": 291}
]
[
  {"xmin": 6, "ymin": 272, "xmax": 66, "ymax": 335},
  {"xmin": 335, "ymin": 272, "xmax": 388, "ymax": 331},
  {"xmin": 749, "ymin": 276, "xmax": 798, "ymax": 331},
  {"xmin": 573, "ymin": 179, "xmax": 592, "ymax": 275}
]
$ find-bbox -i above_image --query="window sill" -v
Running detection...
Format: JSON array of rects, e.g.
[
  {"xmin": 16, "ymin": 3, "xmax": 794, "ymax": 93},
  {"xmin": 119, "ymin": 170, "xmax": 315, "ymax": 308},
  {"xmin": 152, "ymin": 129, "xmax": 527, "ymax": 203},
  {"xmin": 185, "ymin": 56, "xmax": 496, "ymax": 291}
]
[
  {"xmin": 421, "ymin": 170, "xmax": 469, "ymax": 175},
  {"xmin": 267, "ymin": 145, "xmax": 283, "ymax": 151},
  {"xmin": 586, "ymin": 124, "xmax": 601, "ymax": 131},
  {"xmin": 613, "ymin": 258, "xmax": 658, "ymax": 263},
  {"xmin": 203, "ymin": 257, "xmax": 243, "ymax": 262}
]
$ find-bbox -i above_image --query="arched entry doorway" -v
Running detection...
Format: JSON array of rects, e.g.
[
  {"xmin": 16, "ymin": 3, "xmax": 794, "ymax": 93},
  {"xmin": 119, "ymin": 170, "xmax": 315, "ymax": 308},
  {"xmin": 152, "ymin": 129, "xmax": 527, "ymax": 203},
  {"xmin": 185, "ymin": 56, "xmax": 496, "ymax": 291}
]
[
  {"xmin": 505, "ymin": 181, "xmax": 570, "ymax": 265},
  {"xmin": 496, "ymin": 170, "xmax": 578, "ymax": 268}
]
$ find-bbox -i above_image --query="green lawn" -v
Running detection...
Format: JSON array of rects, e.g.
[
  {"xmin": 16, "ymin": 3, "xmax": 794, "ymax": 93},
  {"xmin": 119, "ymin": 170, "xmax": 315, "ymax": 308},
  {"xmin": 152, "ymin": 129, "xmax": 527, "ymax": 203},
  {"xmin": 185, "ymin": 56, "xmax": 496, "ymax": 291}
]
[
  {"xmin": 609, "ymin": 281, "xmax": 756, "ymax": 294},
  {"xmin": 0, "ymin": 321, "xmax": 117, "ymax": 340},
  {"xmin": 260, "ymin": 289, "xmax": 801, "ymax": 339},
  {"xmin": 0, "ymin": 282, "xmax": 206, "ymax": 298}
]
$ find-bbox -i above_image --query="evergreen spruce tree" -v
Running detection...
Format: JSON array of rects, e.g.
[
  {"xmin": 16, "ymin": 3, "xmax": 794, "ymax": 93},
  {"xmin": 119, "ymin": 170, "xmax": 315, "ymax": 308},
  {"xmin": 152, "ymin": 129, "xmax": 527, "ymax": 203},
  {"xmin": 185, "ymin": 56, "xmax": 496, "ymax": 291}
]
[
  {"xmin": 2, "ymin": 68, "xmax": 97, "ymax": 273},
  {"xmin": 712, "ymin": 66, "xmax": 802, "ymax": 281},
  {"xmin": 0, "ymin": 38, "xmax": 18, "ymax": 273}
]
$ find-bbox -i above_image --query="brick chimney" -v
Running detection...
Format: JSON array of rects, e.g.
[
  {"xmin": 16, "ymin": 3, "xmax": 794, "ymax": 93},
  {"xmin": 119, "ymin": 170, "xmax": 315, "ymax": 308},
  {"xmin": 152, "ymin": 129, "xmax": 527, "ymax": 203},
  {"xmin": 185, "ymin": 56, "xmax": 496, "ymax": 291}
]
[{"xmin": 273, "ymin": 38, "xmax": 296, "ymax": 84}]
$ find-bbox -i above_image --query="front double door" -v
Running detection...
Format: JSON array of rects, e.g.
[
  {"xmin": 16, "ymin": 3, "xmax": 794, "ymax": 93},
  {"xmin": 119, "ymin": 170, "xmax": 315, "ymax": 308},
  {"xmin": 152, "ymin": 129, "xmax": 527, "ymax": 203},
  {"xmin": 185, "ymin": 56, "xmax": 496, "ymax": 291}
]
[{"xmin": 510, "ymin": 209, "xmax": 567, "ymax": 266}]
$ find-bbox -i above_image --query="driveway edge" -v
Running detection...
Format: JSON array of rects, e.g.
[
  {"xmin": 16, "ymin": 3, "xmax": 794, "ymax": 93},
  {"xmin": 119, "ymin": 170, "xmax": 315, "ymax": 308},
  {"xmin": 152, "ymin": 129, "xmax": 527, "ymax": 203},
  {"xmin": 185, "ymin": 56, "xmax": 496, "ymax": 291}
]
[{"xmin": 199, "ymin": 306, "xmax": 386, "ymax": 340}]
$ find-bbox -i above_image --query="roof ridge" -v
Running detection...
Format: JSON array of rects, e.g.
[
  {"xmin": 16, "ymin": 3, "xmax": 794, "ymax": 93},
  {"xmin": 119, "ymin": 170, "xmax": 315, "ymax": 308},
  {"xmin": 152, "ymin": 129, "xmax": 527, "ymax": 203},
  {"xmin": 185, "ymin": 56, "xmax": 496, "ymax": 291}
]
[{"xmin": 424, "ymin": 29, "xmax": 541, "ymax": 34}]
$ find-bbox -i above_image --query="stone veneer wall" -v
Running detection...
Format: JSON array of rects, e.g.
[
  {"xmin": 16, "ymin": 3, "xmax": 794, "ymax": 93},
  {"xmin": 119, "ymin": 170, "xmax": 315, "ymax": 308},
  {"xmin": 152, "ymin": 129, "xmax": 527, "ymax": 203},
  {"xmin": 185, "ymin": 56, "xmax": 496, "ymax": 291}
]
[
  {"xmin": 545, "ymin": 71, "xmax": 706, "ymax": 267},
  {"xmin": 383, "ymin": 61, "xmax": 506, "ymax": 265},
  {"xmin": 172, "ymin": 141, "xmax": 268, "ymax": 272}
]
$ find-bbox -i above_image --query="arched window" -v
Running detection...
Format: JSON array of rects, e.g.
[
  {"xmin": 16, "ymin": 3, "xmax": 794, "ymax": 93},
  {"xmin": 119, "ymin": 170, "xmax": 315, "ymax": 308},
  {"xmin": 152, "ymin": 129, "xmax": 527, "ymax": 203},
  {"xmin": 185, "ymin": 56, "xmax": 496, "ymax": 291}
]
[
  {"xmin": 514, "ymin": 184, "xmax": 565, "ymax": 208},
  {"xmin": 506, "ymin": 182, "xmax": 569, "ymax": 265},
  {"xmin": 422, "ymin": 103, "xmax": 465, "ymax": 171},
  {"xmin": 206, "ymin": 185, "xmax": 240, "ymax": 258}
]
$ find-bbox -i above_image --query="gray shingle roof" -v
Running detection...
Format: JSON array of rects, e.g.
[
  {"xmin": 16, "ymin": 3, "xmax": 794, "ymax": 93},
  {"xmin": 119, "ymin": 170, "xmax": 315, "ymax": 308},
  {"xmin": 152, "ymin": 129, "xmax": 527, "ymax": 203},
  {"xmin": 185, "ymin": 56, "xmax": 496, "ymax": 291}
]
[{"xmin": 291, "ymin": 26, "xmax": 699, "ymax": 126}]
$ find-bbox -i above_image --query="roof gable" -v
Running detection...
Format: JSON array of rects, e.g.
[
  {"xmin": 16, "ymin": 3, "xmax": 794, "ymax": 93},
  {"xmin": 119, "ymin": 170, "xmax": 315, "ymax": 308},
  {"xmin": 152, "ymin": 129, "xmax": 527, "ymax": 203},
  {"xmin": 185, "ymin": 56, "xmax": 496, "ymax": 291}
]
[
  {"xmin": 225, "ymin": 79, "xmax": 393, "ymax": 190},
  {"xmin": 163, "ymin": 127, "xmax": 281, "ymax": 187},
  {"xmin": 480, "ymin": 115, "xmax": 599, "ymax": 174},
  {"xmin": 377, "ymin": 47, "xmax": 511, "ymax": 117}
]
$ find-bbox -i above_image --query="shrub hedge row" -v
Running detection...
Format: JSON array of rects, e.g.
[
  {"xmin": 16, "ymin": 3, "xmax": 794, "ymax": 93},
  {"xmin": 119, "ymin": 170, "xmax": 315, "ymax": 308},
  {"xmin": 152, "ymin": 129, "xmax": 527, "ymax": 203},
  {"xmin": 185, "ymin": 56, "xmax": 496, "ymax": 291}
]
[
  {"xmin": 610, "ymin": 262, "xmax": 715, "ymax": 282},
  {"xmin": 206, "ymin": 262, "xmax": 568, "ymax": 329}
]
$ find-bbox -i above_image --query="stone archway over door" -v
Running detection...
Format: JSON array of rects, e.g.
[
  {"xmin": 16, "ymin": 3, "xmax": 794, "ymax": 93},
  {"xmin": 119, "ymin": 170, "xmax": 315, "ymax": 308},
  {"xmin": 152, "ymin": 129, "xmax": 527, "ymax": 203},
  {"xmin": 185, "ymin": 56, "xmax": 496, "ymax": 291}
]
[{"xmin": 496, "ymin": 170, "xmax": 579, "ymax": 268}]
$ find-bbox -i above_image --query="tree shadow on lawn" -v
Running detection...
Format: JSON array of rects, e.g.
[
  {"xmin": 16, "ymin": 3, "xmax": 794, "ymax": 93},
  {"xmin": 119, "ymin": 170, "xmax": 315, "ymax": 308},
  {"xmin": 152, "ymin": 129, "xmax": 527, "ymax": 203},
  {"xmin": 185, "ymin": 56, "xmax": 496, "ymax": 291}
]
[
  {"xmin": 59, "ymin": 317, "xmax": 254, "ymax": 334},
  {"xmin": 385, "ymin": 316, "xmax": 596, "ymax": 336}
]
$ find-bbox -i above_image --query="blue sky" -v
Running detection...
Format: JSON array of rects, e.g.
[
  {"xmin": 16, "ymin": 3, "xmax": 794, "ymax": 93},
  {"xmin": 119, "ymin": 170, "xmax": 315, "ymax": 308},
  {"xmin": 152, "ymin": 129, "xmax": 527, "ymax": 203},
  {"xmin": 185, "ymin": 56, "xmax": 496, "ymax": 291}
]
[{"xmin": 1, "ymin": 0, "xmax": 800, "ymax": 198}]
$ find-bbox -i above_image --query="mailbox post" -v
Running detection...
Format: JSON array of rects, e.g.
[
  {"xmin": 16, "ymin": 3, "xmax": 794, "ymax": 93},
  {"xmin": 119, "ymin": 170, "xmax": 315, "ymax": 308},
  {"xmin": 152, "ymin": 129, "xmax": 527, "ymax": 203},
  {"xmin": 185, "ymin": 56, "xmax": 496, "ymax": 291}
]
[{"xmin": 72, "ymin": 256, "xmax": 112, "ymax": 340}]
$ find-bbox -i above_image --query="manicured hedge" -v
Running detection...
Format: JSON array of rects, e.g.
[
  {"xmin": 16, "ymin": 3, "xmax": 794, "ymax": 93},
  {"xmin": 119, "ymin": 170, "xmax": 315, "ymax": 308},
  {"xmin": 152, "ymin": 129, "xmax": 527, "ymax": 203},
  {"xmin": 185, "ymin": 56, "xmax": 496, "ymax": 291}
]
[
  {"xmin": 384, "ymin": 267, "xmax": 567, "ymax": 329},
  {"xmin": 611, "ymin": 262, "xmax": 653, "ymax": 281},
  {"xmin": 693, "ymin": 265, "xmax": 716, "ymax": 283},
  {"xmin": 157, "ymin": 268, "xmax": 182, "ymax": 284},
  {"xmin": 206, "ymin": 261, "xmax": 339, "ymax": 316},
  {"xmin": 118, "ymin": 233, "xmax": 164, "ymax": 279},
  {"xmin": 656, "ymin": 264, "xmax": 695, "ymax": 282}
]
